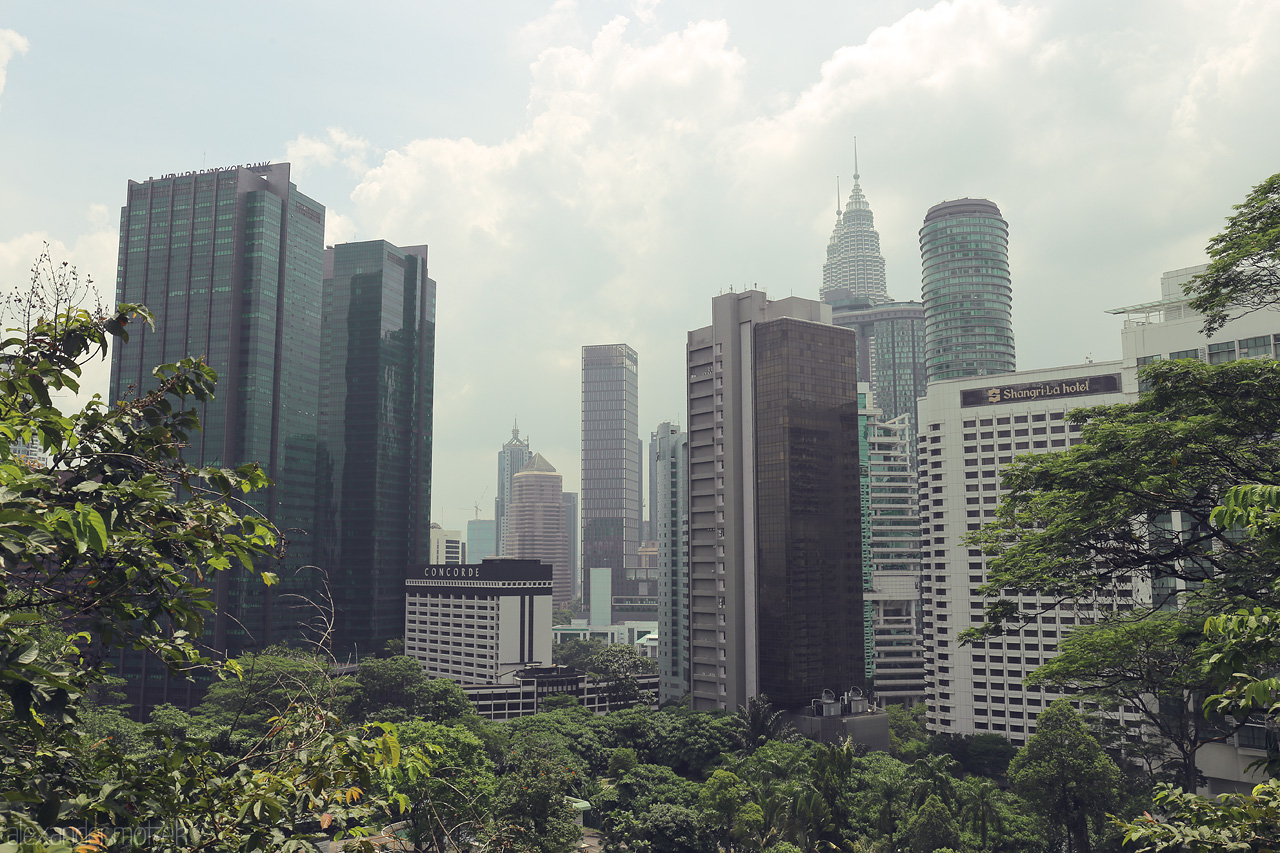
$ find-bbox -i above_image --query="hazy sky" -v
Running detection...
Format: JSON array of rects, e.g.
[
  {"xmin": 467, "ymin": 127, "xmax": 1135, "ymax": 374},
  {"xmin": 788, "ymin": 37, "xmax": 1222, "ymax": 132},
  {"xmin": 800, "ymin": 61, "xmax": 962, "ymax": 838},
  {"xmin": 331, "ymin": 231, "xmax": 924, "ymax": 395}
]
[{"xmin": 2, "ymin": 0, "xmax": 1277, "ymax": 527}]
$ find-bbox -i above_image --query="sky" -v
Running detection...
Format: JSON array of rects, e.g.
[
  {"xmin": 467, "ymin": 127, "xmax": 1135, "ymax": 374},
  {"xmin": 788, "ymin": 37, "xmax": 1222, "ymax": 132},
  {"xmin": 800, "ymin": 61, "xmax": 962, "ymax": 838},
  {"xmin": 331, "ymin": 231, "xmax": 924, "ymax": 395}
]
[{"xmin": 1, "ymin": 0, "xmax": 1277, "ymax": 528}]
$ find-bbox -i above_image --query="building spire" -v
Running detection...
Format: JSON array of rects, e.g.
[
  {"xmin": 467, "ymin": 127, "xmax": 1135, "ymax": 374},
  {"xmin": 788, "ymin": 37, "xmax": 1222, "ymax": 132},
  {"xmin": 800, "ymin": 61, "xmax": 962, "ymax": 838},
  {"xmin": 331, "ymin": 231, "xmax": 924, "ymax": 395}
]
[
  {"xmin": 853, "ymin": 136, "xmax": 860, "ymax": 181},
  {"xmin": 836, "ymin": 176, "xmax": 842, "ymax": 215},
  {"xmin": 512, "ymin": 417, "xmax": 519, "ymax": 440}
]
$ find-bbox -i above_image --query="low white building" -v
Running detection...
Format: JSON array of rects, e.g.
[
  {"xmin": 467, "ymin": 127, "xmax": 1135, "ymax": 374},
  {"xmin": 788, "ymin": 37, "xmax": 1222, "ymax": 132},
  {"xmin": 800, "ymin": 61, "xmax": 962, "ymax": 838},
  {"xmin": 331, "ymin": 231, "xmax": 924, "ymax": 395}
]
[{"xmin": 404, "ymin": 557, "xmax": 552, "ymax": 684}]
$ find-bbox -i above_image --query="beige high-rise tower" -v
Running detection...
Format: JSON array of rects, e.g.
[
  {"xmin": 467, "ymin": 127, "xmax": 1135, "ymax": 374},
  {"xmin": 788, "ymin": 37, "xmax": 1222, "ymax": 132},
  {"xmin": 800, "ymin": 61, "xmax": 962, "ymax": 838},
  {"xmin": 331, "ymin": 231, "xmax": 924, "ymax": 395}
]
[{"xmin": 505, "ymin": 453, "xmax": 571, "ymax": 607}]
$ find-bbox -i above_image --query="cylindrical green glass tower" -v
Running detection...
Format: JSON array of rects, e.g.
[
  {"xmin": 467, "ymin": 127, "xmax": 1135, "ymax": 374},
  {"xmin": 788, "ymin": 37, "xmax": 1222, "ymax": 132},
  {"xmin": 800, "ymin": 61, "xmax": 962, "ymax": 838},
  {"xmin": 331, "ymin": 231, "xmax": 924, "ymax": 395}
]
[{"xmin": 919, "ymin": 198, "xmax": 1014, "ymax": 384}]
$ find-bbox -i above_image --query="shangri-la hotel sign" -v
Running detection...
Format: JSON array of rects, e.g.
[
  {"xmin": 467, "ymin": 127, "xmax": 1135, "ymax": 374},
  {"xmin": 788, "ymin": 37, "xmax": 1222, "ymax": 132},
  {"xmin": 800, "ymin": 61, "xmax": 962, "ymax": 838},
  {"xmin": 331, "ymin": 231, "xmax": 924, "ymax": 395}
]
[{"xmin": 960, "ymin": 373, "xmax": 1122, "ymax": 408}]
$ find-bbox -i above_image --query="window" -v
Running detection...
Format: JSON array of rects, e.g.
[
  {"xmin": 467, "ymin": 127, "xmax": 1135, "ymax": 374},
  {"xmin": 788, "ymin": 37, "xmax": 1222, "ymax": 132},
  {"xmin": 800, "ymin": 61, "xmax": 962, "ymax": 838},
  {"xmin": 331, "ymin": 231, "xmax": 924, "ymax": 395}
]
[{"xmin": 1208, "ymin": 341, "xmax": 1237, "ymax": 365}]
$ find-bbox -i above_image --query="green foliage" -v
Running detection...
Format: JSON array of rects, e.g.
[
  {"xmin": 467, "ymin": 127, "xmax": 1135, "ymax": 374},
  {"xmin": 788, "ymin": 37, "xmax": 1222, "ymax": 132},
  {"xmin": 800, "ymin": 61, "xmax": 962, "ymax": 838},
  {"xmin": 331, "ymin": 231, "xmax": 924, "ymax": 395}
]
[
  {"xmin": 551, "ymin": 637, "xmax": 606, "ymax": 670},
  {"xmin": 193, "ymin": 649, "xmax": 346, "ymax": 746},
  {"xmin": 0, "ymin": 264, "xmax": 436, "ymax": 851},
  {"xmin": 1121, "ymin": 779, "xmax": 1280, "ymax": 851},
  {"xmin": 1025, "ymin": 610, "xmax": 1228, "ymax": 789},
  {"xmin": 392, "ymin": 720, "xmax": 496, "ymax": 850},
  {"xmin": 928, "ymin": 732, "xmax": 1017, "ymax": 780},
  {"xmin": 486, "ymin": 738, "xmax": 583, "ymax": 853},
  {"xmin": 1184, "ymin": 170, "xmax": 1280, "ymax": 335},
  {"xmin": 886, "ymin": 702, "xmax": 930, "ymax": 760},
  {"xmin": 588, "ymin": 644, "xmax": 656, "ymax": 711},
  {"xmin": 732, "ymin": 694, "xmax": 798, "ymax": 753},
  {"xmin": 1010, "ymin": 700, "xmax": 1121, "ymax": 853},
  {"xmin": 608, "ymin": 746, "xmax": 639, "ymax": 777},
  {"xmin": 906, "ymin": 794, "xmax": 961, "ymax": 853},
  {"xmin": 966, "ymin": 357, "xmax": 1280, "ymax": 639},
  {"xmin": 346, "ymin": 656, "xmax": 476, "ymax": 724}
]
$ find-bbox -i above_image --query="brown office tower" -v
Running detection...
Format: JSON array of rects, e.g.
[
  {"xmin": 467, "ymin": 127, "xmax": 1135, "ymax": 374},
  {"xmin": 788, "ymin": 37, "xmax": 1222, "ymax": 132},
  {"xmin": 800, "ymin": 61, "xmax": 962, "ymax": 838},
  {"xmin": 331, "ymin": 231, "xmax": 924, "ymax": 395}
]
[
  {"xmin": 505, "ymin": 454, "xmax": 572, "ymax": 607},
  {"xmin": 686, "ymin": 291, "xmax": 865, "ymax": 712}
]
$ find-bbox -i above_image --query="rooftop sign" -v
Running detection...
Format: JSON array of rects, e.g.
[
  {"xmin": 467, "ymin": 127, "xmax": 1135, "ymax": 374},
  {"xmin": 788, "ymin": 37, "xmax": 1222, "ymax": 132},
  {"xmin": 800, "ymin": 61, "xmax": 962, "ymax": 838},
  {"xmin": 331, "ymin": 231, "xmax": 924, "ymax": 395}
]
[{"xmin": 960, "ymin": 373, "xmax": 1122, "ymax": 408}]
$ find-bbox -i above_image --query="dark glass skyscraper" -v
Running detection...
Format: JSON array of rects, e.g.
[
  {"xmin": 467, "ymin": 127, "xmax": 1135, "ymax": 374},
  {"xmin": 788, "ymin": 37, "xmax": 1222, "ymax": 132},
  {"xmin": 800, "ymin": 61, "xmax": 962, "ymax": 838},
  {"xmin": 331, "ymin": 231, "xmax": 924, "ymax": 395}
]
[
  {"xmin": 919, "ymin": 199, "xmax": 1014, "ymax": 383},
  {"xmin": 319, "ymin": 241, "xmax": 436, "ymax": 661},
  {"xmin": 109, "ymin": 163, "xmax": 325, "ymax": 710},
  {"xmin": 687, "ymin": 293, "xmax": 866, "ymax": 712},
  {"xmin": 581, "ymin": 344, "xmax": 644, "ymax": 622}
]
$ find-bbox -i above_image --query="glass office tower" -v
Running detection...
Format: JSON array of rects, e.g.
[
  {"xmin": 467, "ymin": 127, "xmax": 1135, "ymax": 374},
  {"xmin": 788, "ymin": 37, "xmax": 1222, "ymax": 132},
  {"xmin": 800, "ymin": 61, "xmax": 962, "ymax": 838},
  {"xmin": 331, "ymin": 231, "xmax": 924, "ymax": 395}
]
[
  {"xmin": 319, "ymin": 241, "xmax": 436, "ymax": 661},
  {"xmin": 109, "ymin": 163, "xmax": 325, "ymax": 710},
  {"xmin": 919, "ymin": 198, "xmax": 1014, "ymax": 383},
  {"xmin": 581, "ymin": 344, "xmax": 644, "ymax": 622}
]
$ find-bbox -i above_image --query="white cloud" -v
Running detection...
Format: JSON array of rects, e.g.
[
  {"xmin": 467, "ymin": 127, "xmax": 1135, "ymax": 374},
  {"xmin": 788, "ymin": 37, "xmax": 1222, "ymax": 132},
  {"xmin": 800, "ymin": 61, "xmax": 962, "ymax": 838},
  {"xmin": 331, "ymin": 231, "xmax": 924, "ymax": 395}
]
[
  {"xmin": 0, "ymin": 29, "xmax": 28, "ymax": 106},
  {"xmin": 280, "ymin": 0, "xmax": 1280, "ymax": 515},
  {"xmin": 285, "ymin": 128, "xmax": 373, "ymax": 177}
]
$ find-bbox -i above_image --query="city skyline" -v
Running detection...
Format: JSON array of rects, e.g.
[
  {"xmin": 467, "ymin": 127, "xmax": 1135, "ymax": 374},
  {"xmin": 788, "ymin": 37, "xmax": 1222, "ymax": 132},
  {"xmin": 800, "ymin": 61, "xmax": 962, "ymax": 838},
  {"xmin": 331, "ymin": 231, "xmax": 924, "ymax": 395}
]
[{"xmin": 3, "ymin": 1, "xmax": 1279, "ymax": 520}]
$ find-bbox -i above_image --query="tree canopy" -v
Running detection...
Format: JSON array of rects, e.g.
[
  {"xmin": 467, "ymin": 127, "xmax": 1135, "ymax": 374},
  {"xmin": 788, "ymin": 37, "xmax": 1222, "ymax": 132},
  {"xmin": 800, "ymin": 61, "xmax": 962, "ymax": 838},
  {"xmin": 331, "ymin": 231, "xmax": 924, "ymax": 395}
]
[{"xmin": 1184, "ymin": 171, "xmax": 1280, "ymax": 335}]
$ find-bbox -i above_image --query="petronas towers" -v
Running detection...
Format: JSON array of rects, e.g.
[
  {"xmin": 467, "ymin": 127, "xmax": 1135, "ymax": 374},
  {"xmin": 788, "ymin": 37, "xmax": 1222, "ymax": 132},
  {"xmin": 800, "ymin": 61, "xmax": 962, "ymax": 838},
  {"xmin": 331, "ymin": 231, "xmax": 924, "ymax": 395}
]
[{"xmin": 821, "ymin": 160, "xmax": 889, "ymax": 304}]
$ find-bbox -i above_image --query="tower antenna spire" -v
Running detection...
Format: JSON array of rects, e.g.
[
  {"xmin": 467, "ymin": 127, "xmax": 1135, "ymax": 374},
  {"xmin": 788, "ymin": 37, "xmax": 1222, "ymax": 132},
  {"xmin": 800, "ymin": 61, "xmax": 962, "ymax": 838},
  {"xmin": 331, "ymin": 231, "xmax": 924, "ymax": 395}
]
[
  {"xmin": 853, "ymin": 136, "xmax": 859, "ymax": 181},
  {"xmin": 836, "ymin": 176, "xmax": 841, "ymax": 214}
]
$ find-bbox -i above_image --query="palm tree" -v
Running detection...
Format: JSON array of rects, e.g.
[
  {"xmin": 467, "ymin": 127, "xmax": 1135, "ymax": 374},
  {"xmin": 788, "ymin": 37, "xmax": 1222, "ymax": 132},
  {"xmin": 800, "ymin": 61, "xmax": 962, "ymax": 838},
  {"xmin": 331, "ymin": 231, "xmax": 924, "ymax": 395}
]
[
  {"xmin": 909, "ymin": 753, "xmax": 961, "ymax": 809},
  {"xmin": 958, "ymin": 777, "xmax": 1005, "ymax": 853},
  {"xmin": 873, "ymin": 765, "xmax": 913, "ymax": 853},
  {"xmin": 733, "ymin": 694, "xmax": 798, "ymax": 753}
]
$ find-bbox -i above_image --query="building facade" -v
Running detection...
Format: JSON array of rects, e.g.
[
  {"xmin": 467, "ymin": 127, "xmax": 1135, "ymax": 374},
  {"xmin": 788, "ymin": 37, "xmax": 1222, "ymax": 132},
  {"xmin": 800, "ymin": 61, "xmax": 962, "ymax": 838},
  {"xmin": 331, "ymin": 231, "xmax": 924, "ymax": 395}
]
[
  {"xmin": 827, "ymin": 294, "xmax": 927, "ymax": 441},
  {"xmin": 467, "ymin": 519, "xmax": 497, "ymax": 561},
  {"xmin": 821, "ymin": 165, "xmax": 889, "ymax": 305},
  {"xmin": 319, "ymin": 240, "xmax": 436, "ymax": 661},
  {"xmin": 505, "ymin": 453, "xmax": 572, "ymax": 607},
  {"xmin": 108, "ymin": 163, "xmax": 325, "ymax": 710},
  {"xmin": 650, "ymin": 421, "xmax": 690, "ymax": 702},
  {"xmin": 404, "ymin": 558, "xmax": 553, "ymax": 684},
  {"xmin": 495, "ymin": 422, "xmax": 532, "ymax": 556},
  {"xmin": 918, "ymin": 364, "xmax": 1130, "ymax": 744},
  {"xmin": 919, "ymin": 199, "xmax": 1015, "ymax": 384},
  {"xmin": 562, "ymin": 492, "xmax": 579, "ymax": 601},
  {"xmin": 860, "ymin": 391, "xmax": 925, "ymax": 706},
  {"xmin": 686, "ymin": 291, "xmax": 866, "ymax": 712},
  {"xmin": 581, "ymin": 344, "xmax": 645, "ymax": 622},
  {"xmin": 429, "ymin": 525, "xmax": 466, "ymax": 565}
]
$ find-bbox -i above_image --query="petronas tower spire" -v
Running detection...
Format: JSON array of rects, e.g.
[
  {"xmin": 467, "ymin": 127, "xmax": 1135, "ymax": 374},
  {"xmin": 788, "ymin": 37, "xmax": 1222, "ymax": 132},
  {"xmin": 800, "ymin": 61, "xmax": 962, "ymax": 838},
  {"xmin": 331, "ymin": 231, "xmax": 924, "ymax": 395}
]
[{"xmin": 821, "ymin": 144, "xmax": 889, "ymax": 304}]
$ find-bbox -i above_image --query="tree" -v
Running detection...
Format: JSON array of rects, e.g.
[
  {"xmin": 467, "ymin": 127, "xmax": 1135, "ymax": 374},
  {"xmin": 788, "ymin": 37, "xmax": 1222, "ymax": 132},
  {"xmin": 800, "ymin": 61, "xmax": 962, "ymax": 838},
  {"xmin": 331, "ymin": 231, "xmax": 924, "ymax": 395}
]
[
  {"xmin": 346, "ymin": 655, "xmax": 476, "ymax": 723},
  {"xmin": 1009, "ymin": 701, "xmax": 1121, "ymax": 853},
  {"xmin": 905, "ymin": 794, "xmax": 960, "ymax": 853},
  {"xmin": 1121, "ymin": 780, "xmax": 1280, "ymax": 852},
  {"xmin": 588, "ymin": 644, "xmax": 656, "ymax": 710},
  {"xmin": 1024, "ymin": 610, "xmax": 1236, "ymax": 790},
  {"xmin": 486, "ymin": 738, "xmax": 583, "ymax": 853},
  {"xmin": 0, "ymin": 260, "xmax": 429, "ymax": 850},
  {"xmin": 885, "ymin": 703, "xmax": 930, "ymax": 761},
  {"xmin": 732, "ymin": 694, "xmax": 797, "ymax": 753},
  {"xmin": 1183, "ymin": 171, "xmax": 1280, "ymax": 335},
  {"xmin": 966, "ymin": 356, "xmax": 1280, "ymax": 640},
  {"xmin": 193, "ymin": 648, "xmax": 347, "ymax": 745},
  {"xmin": 958, "ymin": 777, "xmax": 1004, "ymax": 853},
  {"xmin": 551, "ymin": 637, "xmax": 606, "ymax": 670}
]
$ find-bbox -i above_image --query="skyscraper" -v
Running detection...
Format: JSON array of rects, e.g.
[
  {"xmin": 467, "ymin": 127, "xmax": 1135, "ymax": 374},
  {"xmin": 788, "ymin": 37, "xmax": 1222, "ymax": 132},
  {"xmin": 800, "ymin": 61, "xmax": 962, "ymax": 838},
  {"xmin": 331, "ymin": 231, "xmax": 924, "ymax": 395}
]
[
  {"xmin": 821, "ymin": 156, "xmax": 889, "ymax": 305},
  {"xmin": 506, "ymin": 453, "xmax": 571, "ymax": 607},
  {"xmin": 581, "ymin": 344, "xmax": 644, "ymax": 623},
  {"xmin": 919, "ymin": 198, "xmax": 1015, "ymax": 383},
  {"xmin": 826, "ymin": 292, "xmax": 927, "ymax": 440},
  {"xmin": 109, "ymin": 163, "xmax": 325, "ymax": 709},
  {"xmin": 562, "ymin": 492, "xmax": 579, "ymax": 600},
  {"xmin": 650, "ymin": 422, "xmax": 690, "ymax": 703},
  {"xmin": 686, "ymin": 292, "xmax": 866, "ymax": 712},
  {"xmin": 495, "ymin": 422, "xmax": 532, "ymax": 556},
  {"xmin": 318, "ymin": 240, "xmax": 436, "ymax": 661}
]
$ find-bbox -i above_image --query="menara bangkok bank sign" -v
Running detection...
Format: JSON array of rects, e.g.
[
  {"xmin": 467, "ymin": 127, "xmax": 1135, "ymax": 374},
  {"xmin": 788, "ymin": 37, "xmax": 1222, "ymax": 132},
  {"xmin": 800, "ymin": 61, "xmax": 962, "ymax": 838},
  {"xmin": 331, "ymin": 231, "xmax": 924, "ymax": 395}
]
[{"xmin": 960, "ymin": 373, "xmax": 1122, "ymax": 408}]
